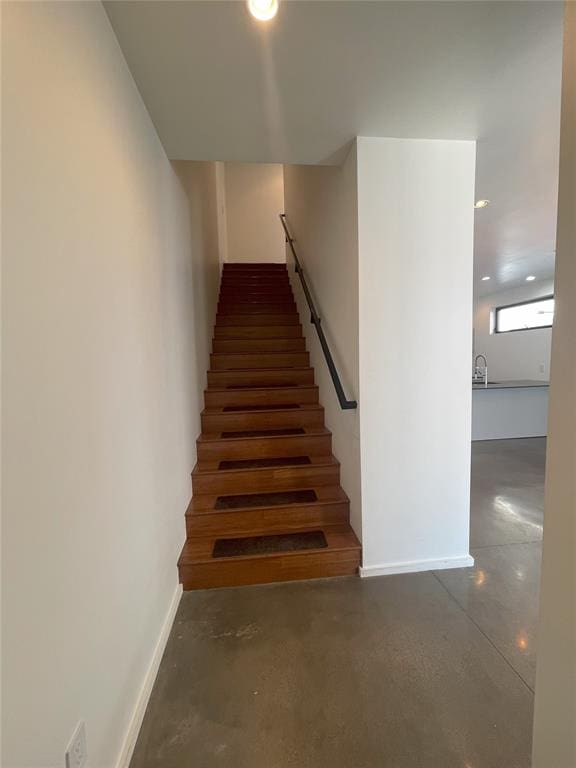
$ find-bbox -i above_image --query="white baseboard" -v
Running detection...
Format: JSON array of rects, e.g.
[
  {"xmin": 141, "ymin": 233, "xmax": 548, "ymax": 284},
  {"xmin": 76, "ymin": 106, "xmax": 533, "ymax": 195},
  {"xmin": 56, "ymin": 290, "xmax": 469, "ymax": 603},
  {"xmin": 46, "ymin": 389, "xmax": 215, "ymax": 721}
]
[
  {"xmin": 360, "ymin": 554, "xmax": 474, "ymax": 578},
  {"xmin": 115, "ymin": 581, "xmax": 183, "ymax": 768}
]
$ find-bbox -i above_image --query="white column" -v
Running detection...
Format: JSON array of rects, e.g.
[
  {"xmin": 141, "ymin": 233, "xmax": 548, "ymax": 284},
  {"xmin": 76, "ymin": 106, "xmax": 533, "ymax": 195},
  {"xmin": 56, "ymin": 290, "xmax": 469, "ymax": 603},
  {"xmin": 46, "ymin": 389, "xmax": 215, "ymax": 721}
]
[
  {"xmin": 532, "ymin": 6, "xmax": 576, "ymax": 766},
  {"xmin": 356, "ymin": 137, "xmax": 476, "ymax": 575}
]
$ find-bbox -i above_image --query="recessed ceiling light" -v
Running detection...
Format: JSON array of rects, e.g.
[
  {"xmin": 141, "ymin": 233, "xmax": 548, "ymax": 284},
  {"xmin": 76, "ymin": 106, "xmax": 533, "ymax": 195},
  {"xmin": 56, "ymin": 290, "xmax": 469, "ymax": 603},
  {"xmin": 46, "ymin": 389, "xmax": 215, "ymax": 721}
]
[
  {"xmin": 481, "ymin": 276, "xmax": 491, "ymax": 281},
  {"xmin": 474, "ymin": 199, "xmax": 491, "ymax": 209},
  {"xmin": 526, "ymin": 275, "xmax": 536, "ymax": 281},
  {"xmin": 247, "ymin": 0, "xmax": 279, "ymax": 21}
]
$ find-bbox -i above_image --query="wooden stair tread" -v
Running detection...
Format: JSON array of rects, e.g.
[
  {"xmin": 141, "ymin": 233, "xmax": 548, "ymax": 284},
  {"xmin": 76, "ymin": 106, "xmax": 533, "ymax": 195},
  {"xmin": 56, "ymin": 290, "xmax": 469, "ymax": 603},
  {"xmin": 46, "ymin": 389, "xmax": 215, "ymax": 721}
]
[
  {"xmin": 214, "ymin": 326, "xmax": 303, "ymax": 338},
  {"xmin": 191, "ymin": 457, "xmax": 340, "ymax": 496},
  {"xmin": 206, "ymin": 368, "xmax": 316, "ymax": 388},
  {"xmin": 206, "ymin": 383, "xmax": 316, "ymax": 393},
  {"xmin": 178, "ymin": 527, "xmax": 360, "ymax": 566},
  {"xmin": 222, "ymin": 263, "xmax": 287, "ymax": 267},
  {"xmin": 216, "ymin": 315, "xmax": 301, "ymax": 325},
  {"xmin": 217, "ymin": 304, "xmax": 296, "ymax": 308},
  {"xmin": 193, "ymin": 454, "xmax": 339, "ymax": 475},
  {"xmin": 201, "ymin": 404, "xmax": 322, "ymax": 416},
  {"xmin": 211, "ymin": 351, "xmax": 308, "ymax": 357},
  {"xmin": 188, "ymin": 484, "xmax": 349, "ymax": 513},
  {"xmin": 219, "ymin": 291, "xmax": 293, "ymax": 296},
  {"xmin": 198, "ymin": 426, "xmax": 330, "ymax": 442},
  {"xmin": 200, "ymin": 402, "xmax": 324, "ymax": 432},
  {"xmin": 208, "ymin": 366, "xmax": 314, "ymax": 379}
]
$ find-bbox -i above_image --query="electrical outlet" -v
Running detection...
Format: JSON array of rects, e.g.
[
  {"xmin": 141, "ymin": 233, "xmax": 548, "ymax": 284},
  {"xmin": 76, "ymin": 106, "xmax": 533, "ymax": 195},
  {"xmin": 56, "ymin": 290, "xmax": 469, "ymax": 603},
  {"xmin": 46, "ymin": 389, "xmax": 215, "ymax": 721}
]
[
  {"xmin": 539, "ymin": 363, "xmax": 546, "ymax": 374},
  {"xmin": 65, "ymin": 721, "xmax": 87, "ymax": 768}
]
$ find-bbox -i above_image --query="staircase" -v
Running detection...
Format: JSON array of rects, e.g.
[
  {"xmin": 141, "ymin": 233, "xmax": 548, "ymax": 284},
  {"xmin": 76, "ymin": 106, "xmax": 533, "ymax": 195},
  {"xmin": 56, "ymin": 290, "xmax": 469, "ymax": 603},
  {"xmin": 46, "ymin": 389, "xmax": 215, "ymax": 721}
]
[{"xmin": 178, "ymin": 262, "xmax": 361, "ymax": 590}]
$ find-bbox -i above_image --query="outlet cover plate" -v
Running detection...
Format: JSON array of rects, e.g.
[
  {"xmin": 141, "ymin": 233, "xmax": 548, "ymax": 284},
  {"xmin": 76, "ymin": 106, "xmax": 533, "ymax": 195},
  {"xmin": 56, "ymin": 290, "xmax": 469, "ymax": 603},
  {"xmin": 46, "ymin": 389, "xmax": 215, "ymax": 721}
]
[{"xmin": 65, "ymin": 721, "xmax": 87, "ymax": 768}]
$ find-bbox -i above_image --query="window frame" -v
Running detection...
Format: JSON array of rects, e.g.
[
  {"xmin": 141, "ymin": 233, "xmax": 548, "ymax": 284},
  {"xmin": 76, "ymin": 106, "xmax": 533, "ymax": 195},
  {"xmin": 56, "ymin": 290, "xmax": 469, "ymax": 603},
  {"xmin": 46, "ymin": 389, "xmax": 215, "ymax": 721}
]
[{"xmin": 494, "ymin": 294, "xmax": 555, "ymax": 334}]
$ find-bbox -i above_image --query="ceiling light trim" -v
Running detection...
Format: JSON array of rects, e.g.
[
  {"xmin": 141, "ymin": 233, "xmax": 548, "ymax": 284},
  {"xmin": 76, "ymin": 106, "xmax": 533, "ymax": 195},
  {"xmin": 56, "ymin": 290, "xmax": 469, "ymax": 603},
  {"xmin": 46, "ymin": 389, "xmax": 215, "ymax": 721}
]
[{"xmin": 247, "ymin": 0, "xmax": 279, "ymax": 22}]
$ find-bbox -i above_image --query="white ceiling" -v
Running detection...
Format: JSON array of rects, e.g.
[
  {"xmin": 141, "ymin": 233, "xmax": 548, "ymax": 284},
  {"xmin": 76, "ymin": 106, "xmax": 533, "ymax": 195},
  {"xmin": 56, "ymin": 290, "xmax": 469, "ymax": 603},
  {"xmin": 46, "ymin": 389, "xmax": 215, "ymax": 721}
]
[{"xmin": 105, "ymin": 0, "xmax": 564, "ymax": 295}]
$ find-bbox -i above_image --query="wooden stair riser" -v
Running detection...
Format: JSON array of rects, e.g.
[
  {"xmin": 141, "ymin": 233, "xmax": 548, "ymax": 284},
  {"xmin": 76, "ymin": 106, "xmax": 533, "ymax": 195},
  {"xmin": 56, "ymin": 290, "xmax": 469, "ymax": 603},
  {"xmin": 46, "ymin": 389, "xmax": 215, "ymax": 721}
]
[
  {"xmin": 219, "ymin": 294, "xmax": 294, "ymax": 302},
  {"xmin": 186, "ymin": 500, "xmax": 350, "ymax": 538},
  {"xmin": 221, "ymin": 269, "xmax": 289, "ymax": 275},
  {"xmin": 220, "ymin": 277, "xmax": 292, "ymax": 296},
  {"xmin": 179, "ymin": 549, "xmax": 361, "ymax": 590},
  {"xmin": 221, "ymin": 275, "xmax": 289, "ymax": 283},
  {"xmin": 216, "ymin": 314, "xmax": 299, "ymax": 326},
  {"xmin": 192, "ymin": 461, "xmax": 339, "ymax": 495},
  {"xmin": 219, "ymin": 284, "xmax": 292, "ymax": 293},
  {"xmin": 222, "ymin": 261, "xmax": 286, "ymax": 274},
  {"xmin": 220, "ymin": 283, "xmax": 292, "ymax": 291},
  {"xmin": 204, "ymin": 385, "xmax": 319, "ymax": 408},
  {"xmin": 222, "ymin": 264, "xmax": 288, "ymax": 279},
  {"xmin": 197, "ymin": 433, "xmax": 332, "ymax": 462},
  {"xmin": 201, "ymin": 406, "xmax": 324, "ymax": 432},
  {"xmin": 219, "ymin": 298, "xmax": 294, "ymax": 307},
  {"xmin": 207, "ymin": 368, "xmax": 314, "ymax": 388},
  {"xmin": 217, "ymin": 306, "xmax": 297, "ymax": 316},
  {"xmin": 217, "ymin": 299, "xmax": 296, "ymax": 310},
  {"xmin": 222, "ymin": 264, "xmax": 288, "ymax": 278},
  {"xmin": 219, "ymin": 282, "xmax": 292, "ymax": 290},
  {"xmin": 220, "ymin": 287, "xmax": 292, "ymax": 294},
  {"xmin": 219, "ymin": 280, "xmax": 294, "ymax": 292},
  {"xmin": 210, "ymin": 352, "xmax": 309, "ymax": 370},
  {"xmin": 214, "ymin": 325, "xmax": 303, "ymax": 339},
  {"xmin": 212, "ymin": 338, "xmax": 305, "ymax": 353},
  {"xmin": 222, "ymin": 268, "xmax": 289, "ymax": 274},
  {"xmin": 219, "ymin": 287, "xmax": 292, "ymax": 296}
]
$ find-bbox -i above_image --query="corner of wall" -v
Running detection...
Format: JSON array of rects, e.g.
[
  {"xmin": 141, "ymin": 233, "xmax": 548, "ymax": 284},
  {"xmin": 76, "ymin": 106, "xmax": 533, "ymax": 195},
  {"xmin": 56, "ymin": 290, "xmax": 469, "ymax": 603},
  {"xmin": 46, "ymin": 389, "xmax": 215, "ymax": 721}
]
[{"xmin": 114, "ymin": 584, "xmax": 183, "ymax": 768}]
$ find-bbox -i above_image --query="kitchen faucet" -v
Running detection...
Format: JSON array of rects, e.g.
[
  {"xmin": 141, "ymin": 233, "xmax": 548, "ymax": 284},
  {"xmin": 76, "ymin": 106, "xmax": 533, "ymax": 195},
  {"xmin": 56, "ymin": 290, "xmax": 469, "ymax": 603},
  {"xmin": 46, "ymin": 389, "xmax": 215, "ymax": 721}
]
[{"xmin": 474, "ymin": 354, "xmax": 488, "ymax": 387}]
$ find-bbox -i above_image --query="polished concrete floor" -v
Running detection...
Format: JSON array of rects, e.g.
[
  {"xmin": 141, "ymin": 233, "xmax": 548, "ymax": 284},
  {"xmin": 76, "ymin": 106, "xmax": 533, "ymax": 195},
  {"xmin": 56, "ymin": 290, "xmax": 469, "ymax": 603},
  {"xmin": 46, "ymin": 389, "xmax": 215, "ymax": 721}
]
[{"xmin": 130, "ymin": 438, "xmax": 545, "ymax": 768}]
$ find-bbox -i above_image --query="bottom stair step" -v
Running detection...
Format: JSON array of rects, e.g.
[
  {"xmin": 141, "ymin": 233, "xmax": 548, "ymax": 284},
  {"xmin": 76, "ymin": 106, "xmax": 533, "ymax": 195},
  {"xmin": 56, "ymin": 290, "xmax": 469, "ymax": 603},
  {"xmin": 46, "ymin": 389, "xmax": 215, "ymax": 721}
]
[{"xmin": 178, "ymin": 527, "xmax": 361, "ymax": 590}]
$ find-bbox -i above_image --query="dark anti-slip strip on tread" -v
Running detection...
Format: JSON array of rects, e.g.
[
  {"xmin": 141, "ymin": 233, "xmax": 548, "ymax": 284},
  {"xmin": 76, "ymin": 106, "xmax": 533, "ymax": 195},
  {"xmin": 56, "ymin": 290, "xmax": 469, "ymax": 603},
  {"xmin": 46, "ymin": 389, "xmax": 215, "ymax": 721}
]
[
  {"xmin": 212, "ymin": 530, "xmax": 328, "ymax": 558},
  {"xmin": 220, "ymin": 428, "xmax": 305, "ymax": 438},
  {"xmin": 222, "ymin": 404, "xmax": 300, "ymax": 412},
  {"xmin": 218, "ymin": 456, "xmax": 312, "ymax": 470},
  {"xmin": 215, "ymin": 489, "xmax": 318, "ymax": 510}
]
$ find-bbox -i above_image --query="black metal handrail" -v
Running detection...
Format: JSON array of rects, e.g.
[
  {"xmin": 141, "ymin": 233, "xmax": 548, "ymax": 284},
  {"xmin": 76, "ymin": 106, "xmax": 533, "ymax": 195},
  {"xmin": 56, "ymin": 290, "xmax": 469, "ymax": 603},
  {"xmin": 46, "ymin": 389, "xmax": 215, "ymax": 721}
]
[{"xmin": 279, "ymin": 213, "xmax": 358, "ymax": 410}]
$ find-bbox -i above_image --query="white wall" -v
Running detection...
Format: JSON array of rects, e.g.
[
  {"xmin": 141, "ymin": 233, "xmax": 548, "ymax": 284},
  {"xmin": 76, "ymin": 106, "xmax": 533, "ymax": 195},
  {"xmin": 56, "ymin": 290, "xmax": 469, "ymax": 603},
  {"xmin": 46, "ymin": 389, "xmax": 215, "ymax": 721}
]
[
  {"xmin": 473, "ymin": 281, "xmax": 554, "ymax": 381},
  {"xmin": 174, "ymin": 161, "xmax": 222, "ymax": 400},
  {"xmin": 356, "ymin": 137, "xmax": 476, "ymax": 575},
  {"xmin": 1, "ymin": 4, "xmax": 218, "ymax": 767},
  {"xmin": 532, "ymin": 5, "xmax": 576, "ymax": 766},
  {"xmin": 224, "ymin": 162, "xmax": 285, "ymax": 263},
  {"xmin": 283, "ymin": 146, "xmax": 362, "ymax": 537}
]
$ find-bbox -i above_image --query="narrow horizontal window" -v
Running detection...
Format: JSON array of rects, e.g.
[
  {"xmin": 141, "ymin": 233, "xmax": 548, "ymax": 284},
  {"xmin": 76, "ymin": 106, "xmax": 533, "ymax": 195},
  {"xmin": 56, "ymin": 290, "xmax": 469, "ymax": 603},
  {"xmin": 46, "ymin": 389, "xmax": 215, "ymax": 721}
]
[{"xmin": 495, "ymin": 296, "xmax": 554, "ymax": 333}]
